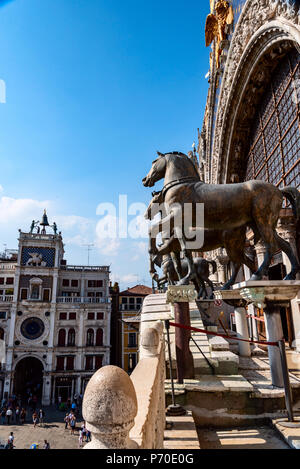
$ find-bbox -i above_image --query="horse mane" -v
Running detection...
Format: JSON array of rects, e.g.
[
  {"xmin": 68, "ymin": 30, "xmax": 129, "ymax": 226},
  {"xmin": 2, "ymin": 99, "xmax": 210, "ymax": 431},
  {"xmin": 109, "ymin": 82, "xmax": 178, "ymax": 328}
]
[{"xmin": 165, "ymin": 151, "xmax": 200, "ymax": 177}]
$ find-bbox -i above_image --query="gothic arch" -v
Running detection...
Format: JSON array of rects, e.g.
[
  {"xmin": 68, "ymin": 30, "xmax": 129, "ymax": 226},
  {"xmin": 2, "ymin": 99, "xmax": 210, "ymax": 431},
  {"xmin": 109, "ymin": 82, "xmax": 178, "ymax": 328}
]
[{"xmin": 211, "ymin": 0, "xmax": 300, "ymax": 183}]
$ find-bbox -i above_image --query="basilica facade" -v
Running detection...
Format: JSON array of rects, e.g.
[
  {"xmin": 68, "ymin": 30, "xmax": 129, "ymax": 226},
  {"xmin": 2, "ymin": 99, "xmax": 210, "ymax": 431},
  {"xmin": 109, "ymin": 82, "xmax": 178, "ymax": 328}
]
[
  {"xmin": 199, "ymin": 1, "xmax": 300, "ymax": 348},
  {"xmin": 0, "ymin": 213, "xmax": 111, "ymax": 405}
]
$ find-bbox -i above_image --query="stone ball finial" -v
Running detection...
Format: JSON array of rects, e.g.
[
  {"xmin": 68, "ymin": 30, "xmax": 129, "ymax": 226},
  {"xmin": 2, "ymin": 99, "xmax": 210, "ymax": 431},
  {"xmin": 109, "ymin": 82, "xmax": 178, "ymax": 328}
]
[
  {"xmin": 140, "ymin": 327, "xmax": 160, "ymax": 358},
  {"xmin": 82, "ymin": 365, "xmax": 138, "ymax": 449}
]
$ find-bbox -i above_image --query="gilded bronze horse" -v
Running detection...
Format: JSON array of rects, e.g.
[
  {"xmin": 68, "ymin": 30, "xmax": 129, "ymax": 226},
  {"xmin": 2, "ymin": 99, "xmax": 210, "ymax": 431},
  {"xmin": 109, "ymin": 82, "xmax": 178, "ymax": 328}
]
[{"xmin": 143, "ymin": 151, "xmax": 300, "ymax": 285}]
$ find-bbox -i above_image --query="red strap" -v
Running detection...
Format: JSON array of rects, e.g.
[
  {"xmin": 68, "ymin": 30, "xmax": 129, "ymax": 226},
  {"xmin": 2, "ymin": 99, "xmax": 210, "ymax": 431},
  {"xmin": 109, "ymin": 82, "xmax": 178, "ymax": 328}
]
[{"xmin": 169, "ymin": 321, "xmax": 278, "ymax": 347}]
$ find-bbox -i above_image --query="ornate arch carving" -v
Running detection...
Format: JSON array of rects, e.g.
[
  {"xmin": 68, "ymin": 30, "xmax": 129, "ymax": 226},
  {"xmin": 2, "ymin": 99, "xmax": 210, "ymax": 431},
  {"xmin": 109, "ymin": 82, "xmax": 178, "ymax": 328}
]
[{"xmin": 211, "ymin": 0, "xmax": 300, "ymax": 183}]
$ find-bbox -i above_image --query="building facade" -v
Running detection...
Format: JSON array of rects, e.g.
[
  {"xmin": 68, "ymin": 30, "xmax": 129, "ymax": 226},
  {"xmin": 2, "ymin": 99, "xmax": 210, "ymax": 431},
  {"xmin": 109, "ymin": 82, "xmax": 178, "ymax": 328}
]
[
  {"xmin": 0, "ymin": 212, "xmax": 111, "ymax": 405},
  {"xmin": 119, "ymin": 285, "xmax": 152, "ymax": 374},
  {"xmin": 199, "ymin": 0, "xmax": 300, "ymax": 347}
]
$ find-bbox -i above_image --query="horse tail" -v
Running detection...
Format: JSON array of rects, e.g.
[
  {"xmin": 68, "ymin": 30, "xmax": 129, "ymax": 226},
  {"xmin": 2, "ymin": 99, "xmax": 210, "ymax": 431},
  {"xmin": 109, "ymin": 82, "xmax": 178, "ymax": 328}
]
[
  {"xmin": 280, "ymin": 187, "xmax": 300, "ymax": 220},
  {"xmin": 208, "ymin": 260, "xmax": 217, "ymax": 274}
]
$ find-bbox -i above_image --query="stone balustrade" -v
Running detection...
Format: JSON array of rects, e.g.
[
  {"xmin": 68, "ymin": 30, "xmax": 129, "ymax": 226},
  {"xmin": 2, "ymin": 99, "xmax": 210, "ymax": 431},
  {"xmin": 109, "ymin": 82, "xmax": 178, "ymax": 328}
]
[
  {"xmin": 82, "ymin": 320, "xmax": 166, "ymax": 449},
  {"xmin": 56, "ymin": 296, "xmax": 110, "ymax": 304}
]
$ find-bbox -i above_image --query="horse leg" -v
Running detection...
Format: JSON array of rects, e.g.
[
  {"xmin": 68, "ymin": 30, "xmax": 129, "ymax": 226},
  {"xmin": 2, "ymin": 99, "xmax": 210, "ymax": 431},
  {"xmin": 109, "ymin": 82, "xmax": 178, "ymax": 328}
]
[
  {"xmin": 170, "ymin": 251, "xmax": 183, "ymax": 282},
  {"xmin": 275, "ymin": 232, "xmax": 300, "ymax": 280},
  {"xmin": 251, "ymin": 226, "xmax": 278, "ymax": 280},
  {"xmin": 221, "ymin": 263, "xmax": 240, "ymax": 290},
  {"xmin": 175, "ymin": 233, "xmax": 196, "ymax": 285}
]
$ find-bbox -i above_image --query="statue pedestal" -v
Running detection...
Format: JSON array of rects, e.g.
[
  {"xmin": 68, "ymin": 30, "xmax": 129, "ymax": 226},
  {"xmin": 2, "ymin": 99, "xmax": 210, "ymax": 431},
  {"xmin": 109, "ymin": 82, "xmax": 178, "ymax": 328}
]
[
  {"xmin": 167, "ymin": 286, "xmax": 196, "ymax": 384},
  {"xmin": 232, "ymin": 281, "xmax": 300, "ymax": 423},
  {"xmin": 233, "ymin": 281, "xmax": 300, "ymax": 388},
  {"xmin": 215, "ymin": 289, "xmax": 251, "ymax": 357}
]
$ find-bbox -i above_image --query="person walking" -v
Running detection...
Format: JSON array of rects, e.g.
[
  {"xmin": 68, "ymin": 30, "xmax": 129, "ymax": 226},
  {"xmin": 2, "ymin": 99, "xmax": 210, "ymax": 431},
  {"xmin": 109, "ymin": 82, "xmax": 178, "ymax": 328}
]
[
  {"xmin": 81, "ymin": 423, "xmax": 86, "ymax": 442},
  {"xmin": 43, "ymin": 440, "xmax": 50, "ymax": 449},
  {"xmin": 32, "ymin": 411, "xmax": 38, "ymax": 428},
  {"xmin": 6, "ymin": 408, "xmax": 12, "ymax": 425},
  {"xmin": 86, "ymin": 430, "xmax": 91, "ymax": 442},
  {"xmin": 64, "ymin": 412, "xmax": 69, "ymax": 430},
  {"xmin": 15, "ymin": 406, "xmax": 20, "ymax": 425},
  {"xmin": 20, "ymin": 408, "xmax": 26, "ymax": 425},
  {"xmin": 1, "ymin": 407, "xmax": 6, "ymax": 425},
  {"xmin": 39, "ymin": 409, "xmax": 45, "ymax": 427},
  {"xmin": 7, "ymin": 432, "xmax": 14, "ymax": 449},
  {"xmin": 69, "ymin": 414, "xmax": 76, "ymax": 435},
  {"xmin": 78, "ymin": 429, "xmax": 83, "ymax": 448}
]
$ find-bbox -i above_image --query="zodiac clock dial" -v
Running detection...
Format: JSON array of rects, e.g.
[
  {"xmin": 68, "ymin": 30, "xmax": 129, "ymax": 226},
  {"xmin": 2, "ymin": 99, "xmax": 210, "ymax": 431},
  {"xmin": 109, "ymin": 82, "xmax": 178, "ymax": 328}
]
[{"xmin": 20, "ymin": 317, "xmax": 45, "ymax": 340}]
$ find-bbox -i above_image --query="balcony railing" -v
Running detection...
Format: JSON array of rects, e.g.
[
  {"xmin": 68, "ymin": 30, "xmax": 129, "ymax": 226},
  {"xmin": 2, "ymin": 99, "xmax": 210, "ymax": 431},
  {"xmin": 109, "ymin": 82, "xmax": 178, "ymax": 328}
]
[
  {"xmin": 57, "ymin": 296, "xmax": 110, "ymax": 304},
  {"xmin": 0, "ymin": 295, "xmax": 13, "ymax": 302},
  {"xmin": 120, "ymin": 304, "xmax": 141, "ymax": 311},
  {"xmin": 60, "ymin": 265, "xmax": 110, "ymax": 272},
  {"xmin": 0, "ymin": 264, "xmax": 16, "ymax": 271}
]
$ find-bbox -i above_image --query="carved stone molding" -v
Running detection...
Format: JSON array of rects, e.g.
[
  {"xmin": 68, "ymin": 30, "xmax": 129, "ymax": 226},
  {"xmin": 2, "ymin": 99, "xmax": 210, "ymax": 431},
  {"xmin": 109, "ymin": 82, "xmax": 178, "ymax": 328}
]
[
  {"xmin": 210, "ymin": 0, "xmax": 300, "ymax": 183},
  {"xmin": 166, "ymin": 285, "xmax": 197, "ymax": 304}
]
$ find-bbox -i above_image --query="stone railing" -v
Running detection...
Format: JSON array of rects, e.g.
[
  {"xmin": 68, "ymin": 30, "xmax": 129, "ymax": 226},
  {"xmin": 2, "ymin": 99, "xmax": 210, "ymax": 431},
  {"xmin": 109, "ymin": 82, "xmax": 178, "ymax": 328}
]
[
  {"xmin": 82, "ymin": 320, "xmax": 166, "ymax": 449},
  {"xmin": 0, "ymin": 296, "xmax": 13, "ymax": 303},
  {"xmin": 57, "ymin": 297, "xmax": 110, "ymax": 304}
]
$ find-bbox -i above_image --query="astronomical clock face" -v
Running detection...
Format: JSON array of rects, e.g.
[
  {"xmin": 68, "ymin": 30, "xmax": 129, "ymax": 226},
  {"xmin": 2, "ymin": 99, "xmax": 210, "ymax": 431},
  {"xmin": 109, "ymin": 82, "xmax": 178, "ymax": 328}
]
[
  {"xmin": 21, "ymin": 247, "xmax": 55, "ymax": 267},
  {"xmin": 20, "ymin": 317, "xmax": 45, "ymax": 340}
]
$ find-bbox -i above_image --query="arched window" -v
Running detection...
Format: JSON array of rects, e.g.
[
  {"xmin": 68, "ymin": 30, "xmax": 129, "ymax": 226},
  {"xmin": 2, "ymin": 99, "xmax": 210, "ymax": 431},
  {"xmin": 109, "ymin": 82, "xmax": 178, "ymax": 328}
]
[
  {"xmin": 245, "ymin": 49, "xmax": 300, "ymax": 189},
  {"xmin": 86, "ymin": 329, "xmax": 94, "ymax": 347},
  {"xmin": 67, "ymin": 328, "xmax": 76, "ymax": 346},
  {"xmin": 0, "ymin": 328, "xmax": 4, "ymax": 340},
  {"xmin": 96, "ymin": 328, "xmax": 103, "ymax": 346},
  {"xmin": 58, "ymin": 329, "xmax": 66, "ymax": 347}
]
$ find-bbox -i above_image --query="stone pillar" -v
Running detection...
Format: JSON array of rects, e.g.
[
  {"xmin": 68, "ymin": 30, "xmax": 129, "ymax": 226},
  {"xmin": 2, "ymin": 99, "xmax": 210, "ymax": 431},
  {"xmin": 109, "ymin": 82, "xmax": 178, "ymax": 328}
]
[
  {"xmin": 235, "ymin": 307, "xmax": 251, "ymax": 357},
  {"xmin": 238, "ymin": 282, "xmax": 300, "ymax": 388},
  {"xmin": 264, "ymin": 304, "xmax": 284, "ymax": 388},
  {"xmin": 76, "ymin": 376, "xmax": 81, "ymax": 395},
  {"xmin": 82, "ymin": 366, "xmax": 139, "ymax": 449},
  {"xmin": 254, "ymin": 241, "xmax": 267, "ymax": 277},
  {"xmin": 216, "ymin": 261, "xmax": 226, "ymax": 284},
  {"xmin": 3, "ymin": 372, "xmax": 11, "ymax": 398},
  {"xmin": 8, "ymin": 311, "xmax": 16, "ymax": 347},
  {"xmin": 51, "ymin": 272, "xmax": 59, "ymax": 304},
  {"xmin": 243, "ymin": 265, "xmax": 259, "ymax": 341},
  {"xmin": 51, "ymin": 377, "xmax": 56, "ymax": 405},
  {"xmin": 277, "ymin": 213, "xmax": 298, "ymax": 274},
  {"xmin": 277, "ymin": 217, "xmax": 300, "ymax": 350},
  {"xmin": 173, "ymin": 303, "xmax": 194, "ymax": 383},
  {"xmin": 71, "ymin": 378, "xmax": 75, "ymax": 401},
  {"xmin": 166, "ymin": 286, "xmax": 196, "ymax": 384},
  {"xmin": 42, "ymin": 374, "xmax": 51, "ymax": 406}
]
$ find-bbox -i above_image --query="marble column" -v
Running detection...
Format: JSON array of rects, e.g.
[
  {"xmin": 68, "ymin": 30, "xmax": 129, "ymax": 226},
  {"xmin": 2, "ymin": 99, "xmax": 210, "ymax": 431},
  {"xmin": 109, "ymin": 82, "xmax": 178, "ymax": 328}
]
[
  {"xmin": 264, "ymin": 304, "xmax": 285, "ymax": 387},
  {"xmin": 42, "ymin": 374, "xmax": 51, "ymax": 406},
  {"xmin": 254, "ymin": 241, "xmax": 267, "ymax": 275},
  {"xmin": 277, "ymin": 214, "xmax": 298, "ymax": 275},
  {"xmin": 243, "ymin": 265, "xmax": 259, "ymax": 342},
  {"xmin": 235, "ymin": 307, "xmax": 251, "ymax": 357},
  {"xmin": 277, "ymin": 215, "xmax": 300, "ymax": 350}
]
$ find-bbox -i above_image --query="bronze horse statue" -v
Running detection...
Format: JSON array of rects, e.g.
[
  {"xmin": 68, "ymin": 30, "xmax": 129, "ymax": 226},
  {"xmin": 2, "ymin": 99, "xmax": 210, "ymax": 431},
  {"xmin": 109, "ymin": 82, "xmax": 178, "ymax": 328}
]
[
  {"xmin": 153, "ymin": 252, "xmax": 217, "ymax": 299},
  {"xmin": 143, "ymin": 151, "xmax": 300, "ymax": 285},
  {"xmin": 145, "ymin": 188, "xmax": 256, "ymax": 290}
]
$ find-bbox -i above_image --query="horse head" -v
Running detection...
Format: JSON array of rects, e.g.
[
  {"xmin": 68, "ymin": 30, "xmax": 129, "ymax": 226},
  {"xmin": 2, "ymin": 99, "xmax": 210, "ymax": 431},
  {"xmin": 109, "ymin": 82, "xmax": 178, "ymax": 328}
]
[{"xmin": 142, "ymin": 152, "xmax": 167, "ymax": 187}]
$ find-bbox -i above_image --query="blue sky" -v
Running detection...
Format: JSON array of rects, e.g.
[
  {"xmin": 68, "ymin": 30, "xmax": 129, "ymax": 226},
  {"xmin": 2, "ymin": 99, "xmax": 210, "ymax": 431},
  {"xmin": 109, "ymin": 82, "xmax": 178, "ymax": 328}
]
[{"xmin": 0, "ymin": 0, "xmax": 210, "ymax": 289}]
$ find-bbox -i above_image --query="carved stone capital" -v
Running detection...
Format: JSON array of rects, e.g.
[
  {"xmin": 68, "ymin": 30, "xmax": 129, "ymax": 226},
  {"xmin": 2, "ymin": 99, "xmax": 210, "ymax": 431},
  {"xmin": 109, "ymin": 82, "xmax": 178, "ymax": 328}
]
[
  {"xmin": 166, "ymin": 285, "xmax": 197, "ymax": 304},
  {"xmin": 234, "ymin": 280, "xmax": 300, "ymax": 308}
]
